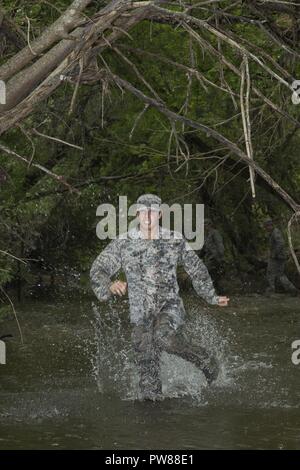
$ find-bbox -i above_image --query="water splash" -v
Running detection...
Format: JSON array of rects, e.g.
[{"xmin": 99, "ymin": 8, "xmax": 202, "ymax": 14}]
[
  {"xmin": 91, "ymin": 301, "xmax": 134, "ymax": 397},
  {"xmin": 90, "ymin": 300, "xmax": 234, "ymax": 402},
  {"xmin": 184, "ymin": 304, "xmax": 234, "ymax": 389}
]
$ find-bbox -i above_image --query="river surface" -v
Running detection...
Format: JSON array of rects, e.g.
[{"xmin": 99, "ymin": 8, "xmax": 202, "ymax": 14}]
[{"xmin": 0, "ymin": 293, "xmax": 300, "ymax": 449}]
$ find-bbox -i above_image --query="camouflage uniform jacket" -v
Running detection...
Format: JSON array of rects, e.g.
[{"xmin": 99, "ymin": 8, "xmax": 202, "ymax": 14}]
[
  {"xmin": 205, "ymin": 228, "xmax": 225, "ymax": 262},
  {"xmin": 90, "ymin": 226, "xmax": 219, "ymax": 326},
  {"xmin": 269, "ymin": 228, "xmax": 286, "ymax": 261}
]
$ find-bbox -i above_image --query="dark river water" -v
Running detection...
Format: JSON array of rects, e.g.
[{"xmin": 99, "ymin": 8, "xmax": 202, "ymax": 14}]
[{"xmin": 0, "ymin": 293, "xmax": 300, "ymax": 449}]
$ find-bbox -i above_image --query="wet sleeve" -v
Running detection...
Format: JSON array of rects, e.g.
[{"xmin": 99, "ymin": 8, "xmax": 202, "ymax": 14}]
[
  {"xmin": 90, "ymin": 239, "xmax": 122, "ymax": 302},
  {"xmin": 180, "ymin": 240, "xmax": 219, "ymax": 305},
  {"xmin": 214, "ymin": 230, "xmax": 225, "ymax": 258}
]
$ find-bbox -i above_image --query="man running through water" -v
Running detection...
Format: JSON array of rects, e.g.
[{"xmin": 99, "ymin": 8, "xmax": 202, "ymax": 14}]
[
  {"xmin": 90, "ymin": 194, "xmax": 229, "ymax": 400},
  {"xmin": 264, "ymin": 218, "xmax": 299, "ymax": 295}
]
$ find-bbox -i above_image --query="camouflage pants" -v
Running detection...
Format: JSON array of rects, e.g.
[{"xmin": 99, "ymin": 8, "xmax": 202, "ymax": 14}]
[
  {"xmin": 267, "ymin": 258, "xmax": 297, "ymax": 293},
  {"xmin": 131, "ymin": 314, "xmax": 218, "ymax": 398}
]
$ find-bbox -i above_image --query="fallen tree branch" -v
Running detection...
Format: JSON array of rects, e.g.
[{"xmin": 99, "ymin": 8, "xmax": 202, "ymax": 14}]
[
  {"xmin": 109, "ymin": 72, "xmax": 300, "ymax": 214},
  {"xmin": 0, "ymin": 0, "xmax": 93, "ymax": 82},
  {"xmin": 0, "ymin": 286, "xmax": 24, "ymax": 344},
  {"xmin": 182, "ymin": 22, "xmax": 300, "ymax": 129},
  {"xmin": 148, "ymin": 4, "xmax": 296, "ymax": 90},
  {"xmin": 240, "ymin": 55, "xmax": 256, "ymax": 198},
  {"xmin": 287, "ymin": 213, "xmax": 300, "ymax": 276},
  {"xmin": 0, "ymin": 143, "xmax": 80, "ymax": 194},
  {"xmin": 0, "ymin": 250, "xmax": 27, "ymax": 265},
  {"xmin": 0, "ymin": 1, "xmax": 151, "ymax": 134},
  {"xmin": 31, "ymin": 128, "xmax": 83, "ymax": 150},
  {"xmin": 119, "ymin": 44, "xmax": 239, "ymax": 97}
]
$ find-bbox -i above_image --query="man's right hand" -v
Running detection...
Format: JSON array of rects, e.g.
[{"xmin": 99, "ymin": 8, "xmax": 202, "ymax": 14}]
[{"xmin": 109, "ymin": 280, "xmax": 127, "ymax": 297}]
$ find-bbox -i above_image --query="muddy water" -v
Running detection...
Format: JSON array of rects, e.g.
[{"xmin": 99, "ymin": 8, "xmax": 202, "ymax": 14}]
[{"xmin": 0, "ymin": 293, "xmax": 300, "ymax": 449}]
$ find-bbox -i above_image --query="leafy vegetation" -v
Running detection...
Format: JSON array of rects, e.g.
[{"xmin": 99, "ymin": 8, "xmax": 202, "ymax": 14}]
[{"xmin": 0, "ymin": 0, "xmax": 300, "ymax": 299}]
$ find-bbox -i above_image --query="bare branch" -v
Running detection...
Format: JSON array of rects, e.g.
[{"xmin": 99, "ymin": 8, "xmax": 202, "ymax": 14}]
[
  {"xmin": 148, "ymin": 4, "xmax": 295, "ymax": 90},
  {"xmin": 0, "ymin": 142, "xmax": 80, "ymax": 194},
  {"xmin": 31, "ymin": 128, "xmax": 84, "ymax": 150},
  {"xmin": 181, "ymin": 23, "xmax": 300, "ymax": 128},
  {"xmin": 287, "ymin": 213, "xmax": 300, "ymax": 276},
  {"xmin": 109, "ymin": 72, "xmax": 300, "ymax": 213},
  {"xmin": 0, "ymin": 286, "xmax": 24, "ymax": 344},
  {"xmin": 240, "ymin": 56, "xmax": 255, "ymax": 198},
  {"xmin": 0, "ymin": 0, "xmax": 93, "ymax": 82},
  {"xmin": 120, "ymin": 44, "xmax": 240, "ymax": 97},
  {"xmin": 0, "ymin": 250, "xmax": 27, "ymax": 265}
]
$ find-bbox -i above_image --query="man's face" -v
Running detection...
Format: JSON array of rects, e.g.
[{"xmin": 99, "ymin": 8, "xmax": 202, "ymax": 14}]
[
  {"xmin": 138, "ymin": 209, "xmax": 161, "ymax": 233},
  {"xmin": 205, "ymin": 223, "xmax": 212, "ymax": 233},
  {"xmin": 265, "ymin": 223, "xmax": 273, "ymax": 233}
]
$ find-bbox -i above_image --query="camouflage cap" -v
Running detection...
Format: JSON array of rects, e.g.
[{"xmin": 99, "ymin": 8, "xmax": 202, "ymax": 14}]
[
  {"xmin": 136, "ymin": 194, "xmax": 162, "ymax": 212},
  {"xmin": 204, "ymin": 218, "xmax": 212, "ymax": 225},
  {"xmin": 264, "ymin": 218, "xmax": 273, "ymax": 226}
]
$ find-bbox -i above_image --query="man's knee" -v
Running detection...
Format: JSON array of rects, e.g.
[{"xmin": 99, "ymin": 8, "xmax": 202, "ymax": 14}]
[
  {"xmin": 153, "ymin": 315, "xmax": 181, "ymax": 350},
  {"xmin": 155, "ymin": 325, "xmax": 175, "ymax": 351},
  {"xmin": 132, "ymin": 325, "xmax": 150, "ymax": 351},
  {"xmin": 155, "ymin": 322, "xmax": 189, "ymax": 355},
  {"xmin": 132, "ymin": 329, "xmax": 157, "ymax": 369}
]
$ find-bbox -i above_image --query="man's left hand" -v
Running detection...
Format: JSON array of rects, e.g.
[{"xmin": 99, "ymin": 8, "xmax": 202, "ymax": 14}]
[{"xmin": 218, "ymin": 296, "xmax": 230, "ymax": 306}]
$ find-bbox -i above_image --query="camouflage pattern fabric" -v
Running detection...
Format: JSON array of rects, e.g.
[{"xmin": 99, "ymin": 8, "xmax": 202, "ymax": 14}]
[
  {"xmin": 131, "ymin": 312, "xmax": 218, "ymax": 398},
  {"xmin": 90, "ymin": 226, "xmax": 220, "ymax": 398},
  {"xmin": 269, "ymin": 227, "xmax": 286, "ymax": 261},
  {"xmin": 90, "ymin": 226, "xmax": 219, "ymax": 326},
  {"xmin": 204, "ymin": 228, "xmax": 225, "ymax": 265},
  {"xmin": 204, "ymin": 228, "xmax": 225, "ymax": 290},
  {"xmin": 267, "ymin": 228, "xmax": 297, "ymax": 293}
]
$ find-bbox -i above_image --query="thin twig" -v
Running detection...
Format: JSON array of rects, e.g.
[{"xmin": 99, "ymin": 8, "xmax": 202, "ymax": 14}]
[
  {"xmin": 240, "ymin": 56, "xmax": 256, "ymax": 198},
  {"xmin": 287, "ymin": 213, "xmax": 300, "ymax": 276},
  {"xmin": 0, "ymin": 287, "xmax": 24, "ymax": 344},
  {"xmin": 18, "ymin": 124, "xmax": 36, "ymax": 168},
  {"xmin": 25, "ymin": 15, "xmax": 38, "ymax": 56},
  {"xmin": 180, "ymin": 24, "xmax": 300, "ymax": 128},
  {"xmin": 129, "ymin": 104, "xmax": 149, "ymax": 140},
  {"xmin": 0, "ymin": 250, "xmax": 27, "ymax": 264},
  {"xmin": 32, "ymin": 128, "xmax": 83, "ymax": 150},
  {"xmin": 109, "ymin": 72, "xmax": 300, "ymax": 212},
  {"xmin": 0, "ymin": 143, "xmax": 80, "ymax": 194},
  {"xmin": 69, "ymin": 56, "xmax": 84, "ymax": 115}
]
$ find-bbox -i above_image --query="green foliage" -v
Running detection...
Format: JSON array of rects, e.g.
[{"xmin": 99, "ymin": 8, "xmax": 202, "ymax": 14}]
[{"xmin": 1, "ymin": 0, "xmax": 300, "ymax": 294}]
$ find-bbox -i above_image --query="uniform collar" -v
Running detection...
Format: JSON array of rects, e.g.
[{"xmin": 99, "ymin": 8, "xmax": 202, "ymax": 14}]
[
  {"xmin": 127, "ymin": 226, "xmax": 183, "ymax": 240},
  {"xmin": 128, "ymin": 225, "xmax": 163, "ymax": 240}
]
